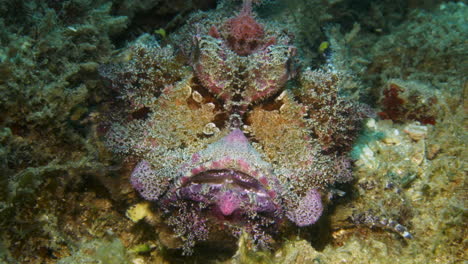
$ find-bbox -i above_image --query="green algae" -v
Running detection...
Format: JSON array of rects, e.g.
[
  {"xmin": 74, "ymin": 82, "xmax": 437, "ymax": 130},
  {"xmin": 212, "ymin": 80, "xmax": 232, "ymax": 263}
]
[{"xmin": 57, "ymin": 238, "xmax": 130, "ymax": 264}]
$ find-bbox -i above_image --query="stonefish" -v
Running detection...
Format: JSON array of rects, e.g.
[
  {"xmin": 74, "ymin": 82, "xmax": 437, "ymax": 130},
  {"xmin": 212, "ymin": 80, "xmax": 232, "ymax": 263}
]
[{"xmin": 101, "ymin": 0, "xmax": 362, "ymax": 254}]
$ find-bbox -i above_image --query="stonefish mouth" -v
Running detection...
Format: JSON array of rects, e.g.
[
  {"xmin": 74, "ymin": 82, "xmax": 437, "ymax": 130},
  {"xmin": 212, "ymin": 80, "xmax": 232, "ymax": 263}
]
[
  {"xmin": 130, "ymin": 129, "xmax": 293, "ymax": 252},
  {"xmin": 132, "ymin": 129, "xmax": 284, "ymax": 219},
  {"xmin": 171, "ymin": 128, "xmax": 284, "ymax": 219},
  {"xmin": 178, "ymin": 169, "xmax": 280, "ymax": 217}
]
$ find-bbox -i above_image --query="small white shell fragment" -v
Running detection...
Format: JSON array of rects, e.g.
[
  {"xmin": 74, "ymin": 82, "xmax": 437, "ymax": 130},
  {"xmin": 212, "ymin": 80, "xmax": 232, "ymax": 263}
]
[
  {"xmin": 192, "ymin": 90, "xmax": 203, "ymax": 103},
  {"xmin": 403, "ymin": 123, "xmax": 428, "ymax": 141},
  {"xmin": 366, "ymin": 118, "xmax": 377, "ymax": 129},
  {"xmin": 203, "ymin": 122, "xmax": 220, "ymax": 135},
  {"xmin": 132, "ymin": 258, "xmax": 145, "ymax": 264},
  {"xmin": 362, "ymin": 145, "xmax": 374, "ymax": 158},
  {"xmin": 67, "ymin": 26, "xmax": 78, "ymax": 32},
  {"xmin": 382, "ymin": 129, "xmax": 402, "ymax": 145},
  {"xmin": 279, "ymin": 103, "xmax": 287, "ymax": 113},
  {"xmin": 184, "ymin": 85, "xmax": 192, "ymax": 99},
  {"xmin": 411, "ymin": 151, "xmax": 424, "ymax": 165},
  {"xmin": 242, "ymin": 125, "xmax": 252, "ymax": 134},
  {"xmin": 203, "ymin": 102, "xmax": 215, "ymax": 111},
  {"xmin": 276, "ymin": 90, "xmax": 288, "ymax": 101},
  {"xmin": 356, "ymin": 145, "xmax": 377, "ymax": 169}
]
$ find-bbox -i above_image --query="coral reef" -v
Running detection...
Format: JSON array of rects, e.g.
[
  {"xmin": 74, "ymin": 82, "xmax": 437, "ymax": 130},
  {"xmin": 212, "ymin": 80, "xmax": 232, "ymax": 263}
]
[
  {"xmin": 0, "ymin": 0, "xmax": 465, "ymax": 263},
  {"xmin": 57, "ymin": 238, "xmax": 130, "ymax": 264},
  {"xmin": 0, "ymin": 0, "xmax": 128, "ymax": 262},
  {"xmin": 327, "ymin": 1, "xmax": 467, "ymax": 100},
  {"xmin": 258, "ymin": 0, "xmax": 438, "ymax": 68},
  {"xmin": 377, "ymin": 79, "xmax": 439, "ymax": 125}
]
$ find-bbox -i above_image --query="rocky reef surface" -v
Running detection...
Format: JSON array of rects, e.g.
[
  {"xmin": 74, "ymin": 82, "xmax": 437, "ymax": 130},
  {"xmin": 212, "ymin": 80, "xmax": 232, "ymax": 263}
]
[{"xmin": 0, "ymin": 0, "xmax": 465, "ymax": 263}]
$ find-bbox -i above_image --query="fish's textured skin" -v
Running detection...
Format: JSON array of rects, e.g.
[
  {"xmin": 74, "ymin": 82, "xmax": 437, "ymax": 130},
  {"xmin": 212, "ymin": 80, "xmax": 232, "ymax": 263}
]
[{"xmin": 101, "ymin": 0, "xmax": 363, "ymax": 254}]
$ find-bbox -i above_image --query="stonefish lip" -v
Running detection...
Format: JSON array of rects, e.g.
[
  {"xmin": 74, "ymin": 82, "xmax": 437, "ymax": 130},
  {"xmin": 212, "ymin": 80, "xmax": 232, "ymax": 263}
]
[{"xmin": 167, "ymin": 128, "xmax": 284, "ymax": 219}]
